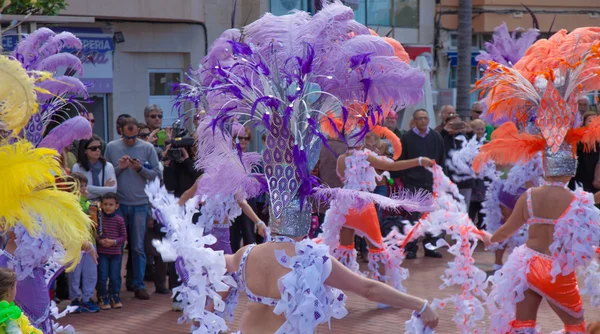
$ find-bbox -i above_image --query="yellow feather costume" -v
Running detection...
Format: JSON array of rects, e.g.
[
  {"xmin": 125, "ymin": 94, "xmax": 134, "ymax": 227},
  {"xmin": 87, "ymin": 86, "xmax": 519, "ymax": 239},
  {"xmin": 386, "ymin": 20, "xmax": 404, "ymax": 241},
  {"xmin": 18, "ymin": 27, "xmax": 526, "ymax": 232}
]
[{"xmin": 0, "ymin": 55, "xmax": 92, "ymax": 270}]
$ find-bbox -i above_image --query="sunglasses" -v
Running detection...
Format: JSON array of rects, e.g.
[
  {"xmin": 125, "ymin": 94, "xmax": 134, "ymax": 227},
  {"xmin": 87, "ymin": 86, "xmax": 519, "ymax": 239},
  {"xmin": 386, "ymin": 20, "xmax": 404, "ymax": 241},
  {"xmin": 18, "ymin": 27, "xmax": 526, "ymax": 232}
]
[
  {"xmin": 150, "ymin": 114, "xmax": 163, "ymax": 119},
  {"xmin": 236, "ymin": 136, "xmax": 250, "ymax": 141},
  {"xmin": 87, "ymin": 146, "xmax": 101, "ymax": 152},
  {"xmin": 138, "ymin": 133, "xmax": 150, "ymax": 139},
  {"xmin": 471, "ymin": 110, "xmax": 483, "ymax": 114},
  {"xmin": 123, "ymin": 134, "xmax": 137, "ymax": 140}
]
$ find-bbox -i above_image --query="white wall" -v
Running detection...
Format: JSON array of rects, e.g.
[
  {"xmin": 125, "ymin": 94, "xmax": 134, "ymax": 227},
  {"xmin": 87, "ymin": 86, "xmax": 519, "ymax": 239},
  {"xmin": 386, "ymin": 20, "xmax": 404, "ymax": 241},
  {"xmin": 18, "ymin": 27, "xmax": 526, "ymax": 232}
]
[{"xmin": 110, "ymin": 22, "xmax": 205, "ymax": 139}]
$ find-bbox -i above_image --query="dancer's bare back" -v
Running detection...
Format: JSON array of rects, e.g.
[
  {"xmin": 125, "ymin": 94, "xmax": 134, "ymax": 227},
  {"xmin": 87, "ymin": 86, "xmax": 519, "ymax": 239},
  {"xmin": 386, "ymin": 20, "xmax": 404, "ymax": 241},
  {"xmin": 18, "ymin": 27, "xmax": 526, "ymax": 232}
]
[{"xmin": 492, "ymin": 184, "xmax": 574, "ymax": 255}]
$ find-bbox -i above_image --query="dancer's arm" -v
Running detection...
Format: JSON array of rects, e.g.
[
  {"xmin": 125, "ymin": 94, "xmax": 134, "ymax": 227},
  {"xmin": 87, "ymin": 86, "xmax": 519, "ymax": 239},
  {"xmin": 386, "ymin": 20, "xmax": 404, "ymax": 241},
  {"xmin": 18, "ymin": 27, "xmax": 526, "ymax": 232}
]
[
  {"xmin": 367, "ymin": 155, "xmax": 434, "ymax": 171},
  {"xmin": 595, "ymin": 191, "xmax": 600, "ymax": 205},
  {"xmin": 178, "ymin": 177, "xmax": 200, "ymax": 207},
  {"xmin": 238, "ymin": 199, "xmax": 267, "ymax": 237},
  {"xmin": 325, "ymin": 257, "xmax": 438, "ymax": 329},
  {"xmin": 490, "ymin": 194, "xmax": 527, "ymax": 244}
]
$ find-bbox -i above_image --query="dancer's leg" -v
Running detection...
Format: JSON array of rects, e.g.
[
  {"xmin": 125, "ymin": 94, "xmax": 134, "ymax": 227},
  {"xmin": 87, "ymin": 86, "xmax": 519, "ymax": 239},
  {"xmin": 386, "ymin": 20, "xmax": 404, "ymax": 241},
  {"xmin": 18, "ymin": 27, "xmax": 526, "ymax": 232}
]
[
  {"xmin": 510, "ymin": 289, "xmax": 542, "ymax": 332},
  {"xmin": 337, "ymin": 228, "xmax": 360, "ymax": 273},
  {"xmin": 547, "ymin": 302, "xmax": 586, "ymax": 334},
  {"xmin": 494, "ymin": 248, "xmax": 506, "ymax": 270}
]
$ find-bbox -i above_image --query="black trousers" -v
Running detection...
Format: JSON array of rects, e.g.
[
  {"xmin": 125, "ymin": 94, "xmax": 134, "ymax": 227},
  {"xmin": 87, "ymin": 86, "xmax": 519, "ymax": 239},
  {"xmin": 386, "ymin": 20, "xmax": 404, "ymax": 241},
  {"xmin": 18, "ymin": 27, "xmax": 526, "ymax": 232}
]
[
  {"xmin": 402, "ymin": 186, "xmax": 442, "ymax": 254},
  {"xmin": 230, "ymin": 213, "xmax": 256, "ymax": 253}
]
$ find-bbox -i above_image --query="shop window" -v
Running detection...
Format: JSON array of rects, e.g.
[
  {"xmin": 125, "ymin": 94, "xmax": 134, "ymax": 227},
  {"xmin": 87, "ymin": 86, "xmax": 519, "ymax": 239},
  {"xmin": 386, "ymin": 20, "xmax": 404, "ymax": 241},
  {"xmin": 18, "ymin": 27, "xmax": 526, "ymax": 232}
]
[
  {"xmin": 149, "ymin": 70, "xmax": 183, "ymax": 127},
  {"xmin": 149, "ymin": 72, "xmax": 181, "ymax": 96},
  {"xmin": 352, "ymin": 0, "xmax": 418, "ymax": 28},
  {"xmin": 270, "ymin": 0, "xmax": 309, "ymax": 15}
]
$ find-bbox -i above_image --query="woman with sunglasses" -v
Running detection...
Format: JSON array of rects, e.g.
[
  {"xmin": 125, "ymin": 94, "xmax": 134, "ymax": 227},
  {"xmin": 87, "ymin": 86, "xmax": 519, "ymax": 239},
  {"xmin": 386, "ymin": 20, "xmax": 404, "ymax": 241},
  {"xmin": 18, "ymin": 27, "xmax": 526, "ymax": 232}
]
[{"xmin": 72, "ymin": 135, "xmax": 117, "ymax": 202}]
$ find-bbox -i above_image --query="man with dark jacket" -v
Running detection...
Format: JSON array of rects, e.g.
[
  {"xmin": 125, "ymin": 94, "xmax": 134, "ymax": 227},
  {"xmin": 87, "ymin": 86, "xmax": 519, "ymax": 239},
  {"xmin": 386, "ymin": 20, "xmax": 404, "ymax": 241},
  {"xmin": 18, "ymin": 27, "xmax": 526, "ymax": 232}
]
[{"xmin": 400, "ymin": 109, "xmax": 445, "ymax": 259}]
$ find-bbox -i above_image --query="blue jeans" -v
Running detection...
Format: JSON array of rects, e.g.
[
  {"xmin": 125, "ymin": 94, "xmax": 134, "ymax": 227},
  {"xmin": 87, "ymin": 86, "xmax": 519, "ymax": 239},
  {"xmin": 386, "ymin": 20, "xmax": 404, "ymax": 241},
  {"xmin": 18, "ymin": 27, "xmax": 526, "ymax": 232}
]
[
  {"xmin": 68, "ymin": 252, "xmax": 97, "ymax": 301},
  {"xmin": 97, "ymin": 253, "xmax": 123, "ymax": 297},
  {"xmin": 118, "ymin": 203, "xmax": 148, "ymax": 289}
]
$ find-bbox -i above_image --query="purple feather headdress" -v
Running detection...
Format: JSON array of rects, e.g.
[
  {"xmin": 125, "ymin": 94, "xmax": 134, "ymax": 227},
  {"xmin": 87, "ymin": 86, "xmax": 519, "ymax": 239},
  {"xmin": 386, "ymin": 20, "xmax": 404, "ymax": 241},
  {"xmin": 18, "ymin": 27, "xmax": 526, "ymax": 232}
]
[
  {"xmin": 188, "ymin": 2, "xmax": 425, "ymax": 236},
  {"xmin": 476, "ymin": 23, "xmax": 539, "ymax": 68},
  {"xmin": 12, "ymin": 27, "xmax": 90, "ymax": 148},
  {"xmin": 476, "ymin": 23, "xmax": 538, "ymax": 126}
]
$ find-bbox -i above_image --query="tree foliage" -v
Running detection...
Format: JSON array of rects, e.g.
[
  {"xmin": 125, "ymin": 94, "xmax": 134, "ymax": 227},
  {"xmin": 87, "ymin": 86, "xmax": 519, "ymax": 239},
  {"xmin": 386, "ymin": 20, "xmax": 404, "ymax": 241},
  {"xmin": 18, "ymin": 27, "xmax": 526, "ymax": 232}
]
[{"xmin": 1, "ymin": 0, "xmax": 67, "ymax": 16}]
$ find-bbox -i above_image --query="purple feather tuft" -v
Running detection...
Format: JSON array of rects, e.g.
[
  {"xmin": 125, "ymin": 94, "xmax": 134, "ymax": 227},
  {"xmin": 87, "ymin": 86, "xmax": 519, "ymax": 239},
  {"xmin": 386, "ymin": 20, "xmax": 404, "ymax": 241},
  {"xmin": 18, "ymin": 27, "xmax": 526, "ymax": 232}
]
[
  {"xmin": 476, "ymin": 23, "xmax": 539, "ymax": 68},
  {"xmin": 227, "ymin": 40, "xmax": 253, "ymax": 56},
  {"xmin": 36, "ymin": 76, "xmax": 88, "ymax": 100},
  {"xmin": 36, "ymin": 53, "xmax": 84, "ymax": 76},
  {"xmin": 38, "ymin": 116, "xmax": 92, "ymax": 151}
]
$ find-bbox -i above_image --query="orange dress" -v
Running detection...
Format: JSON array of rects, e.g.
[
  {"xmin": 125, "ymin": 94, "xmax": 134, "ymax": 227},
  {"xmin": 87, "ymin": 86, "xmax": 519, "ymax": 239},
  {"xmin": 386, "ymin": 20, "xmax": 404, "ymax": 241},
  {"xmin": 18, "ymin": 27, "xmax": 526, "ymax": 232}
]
[{"xmin": 343, "ymin": 203, "xmax": 384, "ymax": 251}]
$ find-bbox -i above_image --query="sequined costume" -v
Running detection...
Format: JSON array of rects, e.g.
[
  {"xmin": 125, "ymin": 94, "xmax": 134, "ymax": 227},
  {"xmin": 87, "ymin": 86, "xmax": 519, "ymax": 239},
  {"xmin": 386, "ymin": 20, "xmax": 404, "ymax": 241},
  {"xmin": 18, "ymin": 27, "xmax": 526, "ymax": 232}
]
[
  {"xmin": 473, "ymin": 27, "xmax": 600, "ymax": 333},
  {"xmin": 0, "ymin": 228, "xmax": 61, "ymax": 333}
]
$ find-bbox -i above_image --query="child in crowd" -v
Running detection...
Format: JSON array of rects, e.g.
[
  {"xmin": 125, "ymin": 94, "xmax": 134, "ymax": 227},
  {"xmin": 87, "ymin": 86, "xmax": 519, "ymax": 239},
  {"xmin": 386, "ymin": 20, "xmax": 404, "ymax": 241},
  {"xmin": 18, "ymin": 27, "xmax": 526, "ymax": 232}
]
[
  {"xmin": 96, "ymin": 193, "xmax": 127, "ymax": 310},
  {"xmin": 0, "ymin": 268, "xmax": 42, "ymax": 333},
  {"xmin": 68, "ymin": 172, "xmax": 100, "ymax": 313}
]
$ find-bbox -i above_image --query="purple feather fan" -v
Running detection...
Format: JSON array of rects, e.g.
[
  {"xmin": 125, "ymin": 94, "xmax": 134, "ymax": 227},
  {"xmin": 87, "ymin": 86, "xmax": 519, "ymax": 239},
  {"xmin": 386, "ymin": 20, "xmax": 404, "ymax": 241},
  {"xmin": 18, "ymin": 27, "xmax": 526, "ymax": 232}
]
[
  {"xmin": 38, "ymin": 116, "xmax": 92, "ymax": 152},
  {"xmin": 195, "ymin": 118, "xmax": 264, "ymax": 200},
  {"xmin": 475, "ymin": 23, "xmax": 539, "ymax": 68}
]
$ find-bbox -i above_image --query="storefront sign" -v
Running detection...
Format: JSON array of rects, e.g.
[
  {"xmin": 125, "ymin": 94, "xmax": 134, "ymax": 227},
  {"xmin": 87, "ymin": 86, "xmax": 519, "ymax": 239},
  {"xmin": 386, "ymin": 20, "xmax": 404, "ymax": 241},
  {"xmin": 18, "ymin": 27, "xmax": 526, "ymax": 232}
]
[{"xmin": 1, "ymin": 29, "xmax": 114, "ymax": 93}]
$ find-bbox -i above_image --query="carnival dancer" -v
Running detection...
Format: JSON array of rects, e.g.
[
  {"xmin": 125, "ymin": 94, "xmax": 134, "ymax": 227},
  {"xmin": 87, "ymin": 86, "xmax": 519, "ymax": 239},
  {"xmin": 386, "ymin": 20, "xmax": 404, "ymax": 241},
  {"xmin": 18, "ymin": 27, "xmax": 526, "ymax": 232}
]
[
  {"xmin": 319, "ymin": 109, "xmax": 433, "ymax": 290},
  {"xmin": 0, "ymin": 27, "xmax": 95, "ymax": 333},
  {"xmin": 475, "ymin": 27, "xmax": 600, "ymax": 333},
  {"xmin": 454, "ymin": 23, "xmax": 541, "ymax": 272},
  {"xmin": 313, "ymin": 23, "xmax": 431, "ymax": 292},
  {"xmin": 150, "ymin": 2, "xmax": 438, "ymax": 333}
]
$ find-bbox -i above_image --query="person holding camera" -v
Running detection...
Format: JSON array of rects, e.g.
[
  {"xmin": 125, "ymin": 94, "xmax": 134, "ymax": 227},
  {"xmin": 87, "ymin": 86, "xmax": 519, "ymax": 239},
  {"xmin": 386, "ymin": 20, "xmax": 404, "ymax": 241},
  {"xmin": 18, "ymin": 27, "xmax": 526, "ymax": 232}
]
[{"xmin": 104, "ymin": 116, "xmax": 161, "ymax": 300}]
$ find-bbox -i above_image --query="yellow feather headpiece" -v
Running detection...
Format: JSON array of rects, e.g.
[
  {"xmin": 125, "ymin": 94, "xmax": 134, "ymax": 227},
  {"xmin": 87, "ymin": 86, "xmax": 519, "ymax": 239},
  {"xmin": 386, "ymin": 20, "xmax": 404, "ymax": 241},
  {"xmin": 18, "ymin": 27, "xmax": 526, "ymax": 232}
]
[
  {"xmin": 0, "ymin": 56, "xmax": 39, "ymax": 135},
  {"xmin": 0, "ymin": 141, "xmax": 92, "ymax": 270}
]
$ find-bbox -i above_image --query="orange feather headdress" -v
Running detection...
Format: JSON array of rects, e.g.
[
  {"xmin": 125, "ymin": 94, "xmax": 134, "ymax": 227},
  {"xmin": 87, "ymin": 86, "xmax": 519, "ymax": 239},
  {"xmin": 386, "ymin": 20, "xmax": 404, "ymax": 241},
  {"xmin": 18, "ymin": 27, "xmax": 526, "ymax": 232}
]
[
  {"xmin": 474, "ymin": 28, "xmax": 600, "ymax": 175},
  {"xmin": 320, "ymin": 102, "xmax": 403, "ymax": 159}
]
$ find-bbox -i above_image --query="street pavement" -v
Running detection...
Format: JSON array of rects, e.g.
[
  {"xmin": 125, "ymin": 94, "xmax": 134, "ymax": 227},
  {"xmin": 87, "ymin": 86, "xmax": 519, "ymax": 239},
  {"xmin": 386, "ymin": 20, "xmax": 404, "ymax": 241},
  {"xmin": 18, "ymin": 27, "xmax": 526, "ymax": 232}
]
[{"xmin": 59, "ymin": 246, "xmax": 599, "ymax": 333}]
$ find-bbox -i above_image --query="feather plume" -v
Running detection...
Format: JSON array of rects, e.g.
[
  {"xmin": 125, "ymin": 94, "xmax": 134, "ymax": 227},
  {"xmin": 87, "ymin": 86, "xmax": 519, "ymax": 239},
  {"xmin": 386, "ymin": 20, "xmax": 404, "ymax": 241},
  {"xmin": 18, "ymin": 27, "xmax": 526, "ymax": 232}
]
[
  {"xmin": 195, "ymin": 119, "xmax": 264, "ymax": 200},
  {"xmin": 0, "ymin": 141, "xmax": 92, "ymax": 270},
  {"xmin": 36, "ymin": 75, "xmax": 88, "ymax": 100},
  {"xmin": 472, "ymin": 123, "xmax": 545, "ymax": 172},
  {"xmin": 36, "ymin": 53, "xmax": 84, "ymax": 76},
  {"xmin": 0, "ymin": 56, "xmax": 40, "ymax": 134},
  {"xmin": 37, "ymin": 31, "xmax": 82, "ymax": 58},
  {"xmin": 566, "ymin": 116, "xmax": 600, "ymax": 151},
  {"xmin": 475, "ymin": 23, "xmax": 539, "ymax": 67},
  {"xmin": 371, "ymin": 125, "xmax": 402, "ymax": 159},
  {"xmin": 312, "ymin": 186, "xmax": 432, "ymax": 214},
  {"xmin": 383, "ymin": 37, "xmax": 410, "ymax": 64},
  {"xmin": 12, "ymin": 27, "xmax": 55, "ymax": 67},
  {"xmin": 38, "ymin": 116, "xmax": 92, "ymax": 152},
  {"xmin": 322, "ymin": 56, "xmax": 425, "ymax": 107}
]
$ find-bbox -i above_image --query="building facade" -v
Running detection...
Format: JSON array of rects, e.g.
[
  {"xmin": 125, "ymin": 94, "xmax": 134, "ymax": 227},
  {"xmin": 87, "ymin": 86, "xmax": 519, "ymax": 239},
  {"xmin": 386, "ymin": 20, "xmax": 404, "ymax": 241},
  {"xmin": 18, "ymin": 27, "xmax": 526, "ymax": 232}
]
[
  {"xmin": 2, "ymin": 0, "xmax": 598, "ymax": 141},
  {"xmin": 437, "ymin": 0, "xmax": 600, "ymax": 108},
  {"xmin": 3, "ymin": 0, "xmax": 207, "ymax": 141}
]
